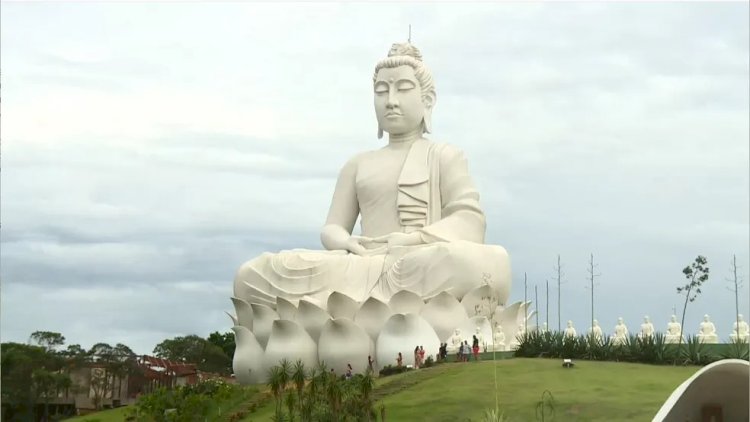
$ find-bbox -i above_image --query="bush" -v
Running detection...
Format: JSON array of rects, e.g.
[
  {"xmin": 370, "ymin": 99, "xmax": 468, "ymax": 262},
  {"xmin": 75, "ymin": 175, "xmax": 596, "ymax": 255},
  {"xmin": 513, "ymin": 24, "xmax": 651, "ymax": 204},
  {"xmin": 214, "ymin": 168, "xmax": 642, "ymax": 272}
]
[
  {"xmin": 423, "ymin": 356, "xmax": 435, "ymax": 368},
  {"xmin": 378, "ymin": 364, "xmax": 412, "ymax": 377}
]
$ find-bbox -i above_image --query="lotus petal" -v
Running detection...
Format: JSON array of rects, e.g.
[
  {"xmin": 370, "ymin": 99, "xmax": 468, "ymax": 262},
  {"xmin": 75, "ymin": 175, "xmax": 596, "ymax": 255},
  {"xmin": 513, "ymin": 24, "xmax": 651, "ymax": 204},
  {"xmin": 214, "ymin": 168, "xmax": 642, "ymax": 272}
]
[
  {"xmin": 497, "ymin": 301, "xmax": 523, "ymax": 341},
  {"xmin": 457, "ymin": 316, "xmax": 493, "ymax": 349},
  {"xmin": 232, "ymin": 326, "xmax": 265, "ymax": 384},
  {"xmin": 226, "ymin": 311, "xmax": 238, "ymax": 327},
  {"xmin": 327, "ymin": 292, "xmax": 359, "ymax": 320},
  {"xmin": 460, "ymin": 284, "xmax": 501, "ymax": 319},
  {"xmin": 375, "ymin": 313, "xmax": 439, "ymax": 371},
  {"xmin": 231, "ymin": 297, "xmax": 254, "ymax": 330},
  {"xmin": 294, "ymin": 299, "xmax": 330, "ymax": 342},
  {"xmin": 318, "ymin": 318, "xmax": 373, "ymax": 374},
  {"xmin": 389, "ymin": 290, "xmax": 424, "ymax": 315},
  {"xmin": 420, "ymin": 292, "xmax": 469, "ymax": 342},
  {"xmin": 264, "ymin": 320, "xmax": 318, "ymax": 378},
  {"xmin": 276, "ymin": 297, "xmax": 297, "ymax": 320},
  {"xmin": 354, "ymin": 297, "xmax": 393, "ymax": 341},
  {"xmin": 250, "ymin": 303, "xmax": 278, "ymax": 349}
]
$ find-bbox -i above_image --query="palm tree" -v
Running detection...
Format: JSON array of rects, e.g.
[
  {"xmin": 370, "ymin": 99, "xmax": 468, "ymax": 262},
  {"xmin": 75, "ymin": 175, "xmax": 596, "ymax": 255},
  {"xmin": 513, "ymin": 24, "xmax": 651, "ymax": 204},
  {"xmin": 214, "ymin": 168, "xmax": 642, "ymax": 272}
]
[
  {"xmin": 292, "ymin": 360, "xmax": 306, "ymax": 415},
  {"xmin": 268, "ymin": 366, "xmax": 285, "ymax": 418},
  {"xmin": 359, "ymin": 371, "xmax": 375, "ymax": 421},
  {"xmin": 284, "ymin": 391, "xmax": 296, "ymax": 422},
  {"xmin": 278, "ymin": 358, "xmax": 292, "ymax": 392}
]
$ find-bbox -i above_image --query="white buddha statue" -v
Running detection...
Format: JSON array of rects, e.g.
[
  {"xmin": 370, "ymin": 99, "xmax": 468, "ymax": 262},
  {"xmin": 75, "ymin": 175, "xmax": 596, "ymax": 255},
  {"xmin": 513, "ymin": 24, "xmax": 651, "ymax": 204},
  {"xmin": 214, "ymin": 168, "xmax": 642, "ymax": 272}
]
[
  {"xmin": 448, "ymin": 328, "xmax": 463, "ymax": 353},
  {"xmin": 475, "ymin": 327, "xmax": 485, "ymax": 350},
  {"xmin": 539, "ymin": 322, "xmax": 548, "ymax": 334},
  {"xmin": 697, "ymin": 314, "xmax": 718, "ymax": 344},
  {"xmin": 588, "ymin": 319, "xmax": 603, "ymax": 342},
  {"xmin": 509, "ymin": 323, "xmax": 525, "ymax": 350},
  {"xmin": 611, "ymin": 317, "xmax": 628, "ymax": 346},
  {"xmin": 492, "ymin": 322, "xmax": 506, "ymax": 351},
  {"xmin": 233, "ymin": 42, "xmax": 511, "ymax": 310},
  {"xmin": 665, "ymin": 314, "xmax": 685, "ymax": 344},
  {"xmin": 730, "ymin": 314, "xmax": 750, "ymax": 342},
  {"xmin": 564, "ymin": 320, "xmax": 577, "ymax": 338},
  {"xmin": 638, "ymin": 315, "xmax": 655, "ymax": 339}
]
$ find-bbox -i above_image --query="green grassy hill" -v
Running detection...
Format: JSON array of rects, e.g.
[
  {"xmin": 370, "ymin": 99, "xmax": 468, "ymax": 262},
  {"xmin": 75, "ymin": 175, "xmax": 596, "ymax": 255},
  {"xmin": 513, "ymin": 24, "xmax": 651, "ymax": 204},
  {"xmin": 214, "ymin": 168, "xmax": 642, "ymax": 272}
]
[
  {"xmin": 245, "ymin": 358, "xmax": 698, "ymax": 421},
  {"xmin": 66, "ymin": 358, "xmax": 699, "ymax": 421}
]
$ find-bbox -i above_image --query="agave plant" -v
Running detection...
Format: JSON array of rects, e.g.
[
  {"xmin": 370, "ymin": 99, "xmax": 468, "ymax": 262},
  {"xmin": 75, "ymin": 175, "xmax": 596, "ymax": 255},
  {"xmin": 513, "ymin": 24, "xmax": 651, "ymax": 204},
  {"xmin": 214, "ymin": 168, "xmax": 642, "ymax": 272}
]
[
  {"xmin": 681, "ymin": 335, "xmax": 716, "ymax": 365},
  {"xmin": 721, "ymin": 338, "xmax": 750, "ymax": 361}
]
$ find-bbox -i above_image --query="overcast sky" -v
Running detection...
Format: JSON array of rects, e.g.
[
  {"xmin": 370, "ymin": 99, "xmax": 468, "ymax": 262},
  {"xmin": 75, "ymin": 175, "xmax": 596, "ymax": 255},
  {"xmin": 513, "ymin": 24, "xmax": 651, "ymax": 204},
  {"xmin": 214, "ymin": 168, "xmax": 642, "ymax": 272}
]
[{"xmin": 2, "ymin": 2, "xmax": 748, "ymax": 354}]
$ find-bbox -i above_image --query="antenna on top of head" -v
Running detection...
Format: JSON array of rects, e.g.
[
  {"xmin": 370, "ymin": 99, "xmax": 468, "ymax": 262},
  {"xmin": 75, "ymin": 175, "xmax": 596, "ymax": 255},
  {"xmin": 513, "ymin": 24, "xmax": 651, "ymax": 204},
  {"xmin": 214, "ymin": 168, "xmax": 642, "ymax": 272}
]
[{"xmin": 408, "ymin": 24, "xmax": 412, "ymax": 43}]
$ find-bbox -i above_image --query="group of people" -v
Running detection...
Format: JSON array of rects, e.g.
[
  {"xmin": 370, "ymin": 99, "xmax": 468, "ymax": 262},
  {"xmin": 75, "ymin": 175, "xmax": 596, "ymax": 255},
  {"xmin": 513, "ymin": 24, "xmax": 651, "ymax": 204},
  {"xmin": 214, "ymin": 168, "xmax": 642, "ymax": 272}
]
[
  {"xmin": 413, "ymin": 345, "xmax": 426, "ymax": 368},
  {"xmin": 455, "ymin": 335, "xmax": 482, "ymax": 362}
]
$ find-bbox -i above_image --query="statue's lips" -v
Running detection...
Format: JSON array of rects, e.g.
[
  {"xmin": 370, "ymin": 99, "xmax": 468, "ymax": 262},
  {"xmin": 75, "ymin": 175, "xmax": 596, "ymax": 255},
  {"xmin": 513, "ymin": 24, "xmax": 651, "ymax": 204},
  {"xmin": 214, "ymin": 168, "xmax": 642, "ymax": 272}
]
[{"xmin": 385, "ymin": 113, "xmax": 402, "ymax": 118}]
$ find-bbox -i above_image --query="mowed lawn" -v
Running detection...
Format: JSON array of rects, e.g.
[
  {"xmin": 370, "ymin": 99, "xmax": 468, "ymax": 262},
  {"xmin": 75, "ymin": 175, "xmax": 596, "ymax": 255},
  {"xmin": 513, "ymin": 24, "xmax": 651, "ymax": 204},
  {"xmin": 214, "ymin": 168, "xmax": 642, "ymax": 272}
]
[
  {"xmin": 377, "ymin": 358, "xmax": 698, "ymax": 421},
  {"xmin": 245, "ymin": 358, "xmax": 698, "ymax": 421}
]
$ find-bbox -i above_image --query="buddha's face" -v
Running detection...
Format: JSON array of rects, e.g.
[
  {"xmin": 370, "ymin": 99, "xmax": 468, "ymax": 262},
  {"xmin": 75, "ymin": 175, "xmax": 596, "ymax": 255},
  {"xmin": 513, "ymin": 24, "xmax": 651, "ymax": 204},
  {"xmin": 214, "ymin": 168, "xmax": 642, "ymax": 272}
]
[
  {"xmin": 374, "ymin": 65, "xmax": 427, "ymax": 136},
  {"xmin": 671, "ymin": 315, "xmax": 677, "ymax": 322}
]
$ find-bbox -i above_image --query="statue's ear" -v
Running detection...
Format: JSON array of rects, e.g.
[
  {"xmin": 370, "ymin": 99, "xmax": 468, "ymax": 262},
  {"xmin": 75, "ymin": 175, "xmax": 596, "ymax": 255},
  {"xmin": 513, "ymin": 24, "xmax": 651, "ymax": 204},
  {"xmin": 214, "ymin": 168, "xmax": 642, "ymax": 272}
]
[
  {"xmin": 377, "ymin": 126, "xmax": 384, "ymax": 139},
  {"xmin": 422, "ymin": 93, "xmax": 436, "ymax": 134}
]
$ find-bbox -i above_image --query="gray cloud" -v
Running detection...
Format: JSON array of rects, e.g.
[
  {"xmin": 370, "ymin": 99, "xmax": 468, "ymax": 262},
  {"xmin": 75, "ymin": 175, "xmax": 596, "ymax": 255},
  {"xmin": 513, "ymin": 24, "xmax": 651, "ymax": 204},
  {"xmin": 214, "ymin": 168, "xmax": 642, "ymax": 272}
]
[{"xmin": 1, "ymin": 2, "xmax": 748, "ymax": 353}]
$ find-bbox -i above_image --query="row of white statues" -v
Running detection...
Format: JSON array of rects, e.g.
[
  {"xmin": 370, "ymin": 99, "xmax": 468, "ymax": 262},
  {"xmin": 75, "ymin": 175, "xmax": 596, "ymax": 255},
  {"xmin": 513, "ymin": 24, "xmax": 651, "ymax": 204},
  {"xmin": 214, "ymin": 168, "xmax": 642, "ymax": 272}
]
[{"xmin": 556, "ymin": 314, "xmax": 749, "ymax": 344}]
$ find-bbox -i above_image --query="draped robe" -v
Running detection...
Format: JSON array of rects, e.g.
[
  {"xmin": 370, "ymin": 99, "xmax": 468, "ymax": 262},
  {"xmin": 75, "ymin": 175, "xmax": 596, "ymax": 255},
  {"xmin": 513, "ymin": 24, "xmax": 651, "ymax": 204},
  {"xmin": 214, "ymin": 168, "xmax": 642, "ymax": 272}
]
[{"xmin": 233, "ymin": 139, "xmax": 510, "ymax": 308}]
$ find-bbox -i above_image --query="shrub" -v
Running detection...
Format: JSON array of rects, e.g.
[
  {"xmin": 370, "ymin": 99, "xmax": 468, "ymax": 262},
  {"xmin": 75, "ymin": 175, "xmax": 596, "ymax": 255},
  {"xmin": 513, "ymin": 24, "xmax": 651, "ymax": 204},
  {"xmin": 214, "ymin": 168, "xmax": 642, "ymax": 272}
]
[
  {"xmin": 722, "ymin": 338, "xmax": 750, "ymax": 360},
  {"xmin": 423, "ymin": 356, "xmax": 435, "ymax": 368},
  {"xmin": 378, "ymin": 364, "xmax": 412, "ymax": 377}
]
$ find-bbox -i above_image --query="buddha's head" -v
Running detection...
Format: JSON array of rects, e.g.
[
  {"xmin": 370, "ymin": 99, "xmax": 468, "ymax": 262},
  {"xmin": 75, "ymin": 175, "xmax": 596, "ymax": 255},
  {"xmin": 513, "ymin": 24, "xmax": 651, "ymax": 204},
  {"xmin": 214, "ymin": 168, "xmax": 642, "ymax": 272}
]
[
  {"xmin": 617, "ymin": 317, "xmax": 624, "ymax": 324},
  {"xmin": 703, "ymin": 314, "xmax": 710, "ymax": 322},
  {"xmin": 644, "ymin": 316, "xmax": 650, "ymax": 323},
  {"xmin": 740, "ymin": 314, "xmax": 745, "ymax": 322},
  {"xmin": 373, "ymin": 42, "xmax": 436, "ymax": 139},
  {"xmin": 671, "ymin": 314, "xmax": 677, "ymax": 322},
  {"xmin": 593, "ymin": 319, "xmax": 599, "ymax": 327},
  {"xmin": 567, "ymin": 320, "xmax": 573, "ymax": 328}
]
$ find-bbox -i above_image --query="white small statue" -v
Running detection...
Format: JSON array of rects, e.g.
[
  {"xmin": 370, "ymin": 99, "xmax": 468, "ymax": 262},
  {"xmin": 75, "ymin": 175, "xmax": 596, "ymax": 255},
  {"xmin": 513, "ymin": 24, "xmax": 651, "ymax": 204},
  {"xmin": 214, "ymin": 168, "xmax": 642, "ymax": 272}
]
[
  {"xmin": 638, "ymin": 315, "xmax": 655, "ymax": 339},
  {"xmin": 475, "ymin": 326, "xmax": 484, "ymax": 348},
  {"xmin": 611, "ymin": 317, "xmax": 628, "ymax": 346},
  {"xmin": 492, "ymin": 322, "xmax": 506, "ymax": 351},
  {"xmin": 697, "ymin": 314, "xmax": 718, "ymax": 344},
  {"xmin": 509, "ymin": 323, "xmax": 525, "ymax": 350},
  {"xmin": 665, "ymin": 314, "xmax": 684, "ymax": 344},
  {"xmin": 588, "ymin": 319, "xmax": 603, "ymax": 342},
  {"xmin": 730, "ymin": 314, "xmax": 750, "ymax": 342},
  {"xmin": 448, "ymin": 328, "xmax": 463, "ymax": 352},
  {"xmin": 539, "ymin": 322, "xmax": 548, "ymax": 333},
  {"xmin": 564, "ymin": 320, "xmax": 577, "ymax": 338}
]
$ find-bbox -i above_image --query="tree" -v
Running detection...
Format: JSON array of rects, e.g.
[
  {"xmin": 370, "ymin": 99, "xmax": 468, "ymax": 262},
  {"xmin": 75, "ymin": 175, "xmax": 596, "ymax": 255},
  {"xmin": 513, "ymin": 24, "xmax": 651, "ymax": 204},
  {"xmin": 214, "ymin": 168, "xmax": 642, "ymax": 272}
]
[
  {"xmin": 725, "ymin": 254, "xmax": 745, "ymax": 339},
  {"xmin": 207, "ymin": 331, "xmax": 236, "ymax": 360},
  {"xmin": 676, "ymin": 256, "xmax": 710, "ymax": 350},
  {"xmin": 584, "ymin": 253, "xmax": 601, "ymax": 333},
  {"xmin": 88, "ymin": 343, "xmax": 115, "ymax": 410},
  {"xmin": 153, "ymin": 335, "xmax": 231, "ymax": 374},
  {"xmin": 29, "ymin": 331, "xmax": 65, "ymax": 352}
]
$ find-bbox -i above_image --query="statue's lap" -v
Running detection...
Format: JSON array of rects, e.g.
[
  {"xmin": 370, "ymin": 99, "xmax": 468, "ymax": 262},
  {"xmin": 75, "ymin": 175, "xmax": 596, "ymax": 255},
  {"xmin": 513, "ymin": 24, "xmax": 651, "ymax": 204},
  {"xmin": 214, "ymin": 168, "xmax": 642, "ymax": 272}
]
[{"xmin": 233, "ymin": 241, "xmax": 510, "ymax": 308}]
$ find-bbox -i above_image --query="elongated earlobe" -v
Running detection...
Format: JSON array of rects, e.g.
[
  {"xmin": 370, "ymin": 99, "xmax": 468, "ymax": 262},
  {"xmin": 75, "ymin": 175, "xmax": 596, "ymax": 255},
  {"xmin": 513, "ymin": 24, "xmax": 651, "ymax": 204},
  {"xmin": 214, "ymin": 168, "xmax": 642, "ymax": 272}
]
[
  {"xmin": 422, "ymin": 112, "xmax": 432, "ymax": 134},
  {"xmin": 377, "ymin": 126, "xmax": 384, "ymax": 139}
]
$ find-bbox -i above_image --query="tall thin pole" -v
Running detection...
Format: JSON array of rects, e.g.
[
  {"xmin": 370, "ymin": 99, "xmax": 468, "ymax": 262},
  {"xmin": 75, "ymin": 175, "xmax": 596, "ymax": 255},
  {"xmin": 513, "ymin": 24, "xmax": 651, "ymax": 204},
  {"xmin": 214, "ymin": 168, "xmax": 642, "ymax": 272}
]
[
  {"xmin": 545, "ymin": 279, "xmax": 549, "ymax": 330},
  {"xmin": 524, "ymin": 273, "xmax": 528, "ymax": 333},
  {"xmin": 535, "ymin": 285, "xmax": 539, "ymax": 330},
  {"xmin": 557, "ymin": 255, "xmax": 562, "ymax": 332}
]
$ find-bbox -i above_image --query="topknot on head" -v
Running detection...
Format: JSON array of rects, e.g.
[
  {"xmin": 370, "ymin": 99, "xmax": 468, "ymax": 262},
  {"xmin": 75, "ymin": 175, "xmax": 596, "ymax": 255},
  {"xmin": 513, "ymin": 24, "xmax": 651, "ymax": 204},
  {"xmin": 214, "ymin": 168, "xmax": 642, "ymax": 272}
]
[{"xmin": 388, "ymin": 43, "xmax": 423, "ymax": 61}]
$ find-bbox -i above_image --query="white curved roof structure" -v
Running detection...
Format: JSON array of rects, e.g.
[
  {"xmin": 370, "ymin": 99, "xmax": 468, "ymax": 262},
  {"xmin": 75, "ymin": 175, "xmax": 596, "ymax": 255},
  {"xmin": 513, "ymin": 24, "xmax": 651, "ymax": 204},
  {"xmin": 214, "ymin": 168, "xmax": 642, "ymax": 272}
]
[{"xmin": 652, "ymin": 358, "xmax": 749, "ymax": 421}]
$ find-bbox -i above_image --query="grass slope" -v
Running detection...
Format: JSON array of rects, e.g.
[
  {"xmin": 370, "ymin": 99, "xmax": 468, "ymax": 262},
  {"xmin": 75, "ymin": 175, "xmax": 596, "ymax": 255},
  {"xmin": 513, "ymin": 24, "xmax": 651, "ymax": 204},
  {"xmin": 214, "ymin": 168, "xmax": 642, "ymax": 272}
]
[
  {"xmin": 379, "ymin": 358, "xmax": 698, "ymax": 421},
  {"xmin": 245, "ymin": 358, "xmax": 698, "ymax": 421}
]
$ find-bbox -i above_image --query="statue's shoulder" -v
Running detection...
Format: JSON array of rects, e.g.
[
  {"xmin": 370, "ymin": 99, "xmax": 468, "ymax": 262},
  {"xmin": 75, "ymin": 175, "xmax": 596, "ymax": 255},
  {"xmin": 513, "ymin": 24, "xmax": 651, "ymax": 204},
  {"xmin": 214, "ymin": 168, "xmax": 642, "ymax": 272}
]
[{"xmin": 423, "ymin": 139, "xmax": 468, "ymax": 166}]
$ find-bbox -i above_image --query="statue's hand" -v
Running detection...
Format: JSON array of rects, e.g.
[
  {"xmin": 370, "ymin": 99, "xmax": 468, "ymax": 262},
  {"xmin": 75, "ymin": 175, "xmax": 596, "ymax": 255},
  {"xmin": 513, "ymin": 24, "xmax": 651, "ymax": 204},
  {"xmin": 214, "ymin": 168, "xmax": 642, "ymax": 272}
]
[
  {"xmin": 370, "ymin": 232, "xmax": 424, "ymax": 248},
  {"xmin": 345, "ymin": 235, "xmax": 382, "ymax": 256}
]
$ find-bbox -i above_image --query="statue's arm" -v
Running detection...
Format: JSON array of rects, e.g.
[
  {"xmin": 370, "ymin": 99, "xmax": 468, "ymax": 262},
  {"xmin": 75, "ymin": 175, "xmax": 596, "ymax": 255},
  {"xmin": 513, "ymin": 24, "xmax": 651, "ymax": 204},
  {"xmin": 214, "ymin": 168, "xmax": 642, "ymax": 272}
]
[
  {"xmin": 321, "ymin": 157, "xmax": 361, "ymax": 252},
  {"xmin": 420, "ymin": 145, "xmax": 486, "ymax": 243}
]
